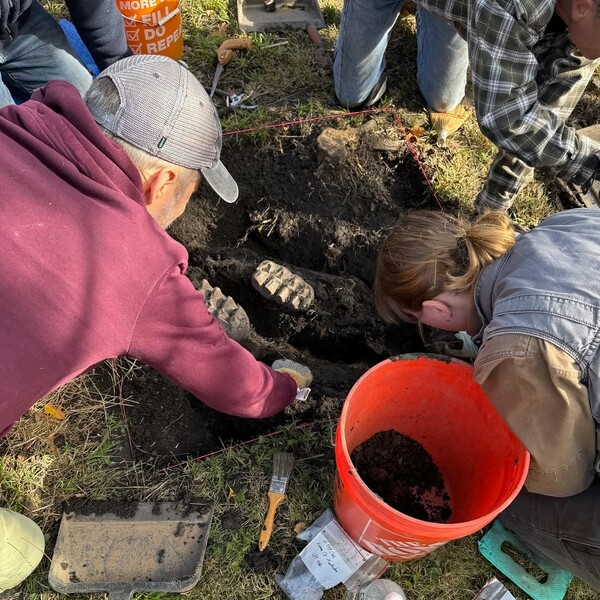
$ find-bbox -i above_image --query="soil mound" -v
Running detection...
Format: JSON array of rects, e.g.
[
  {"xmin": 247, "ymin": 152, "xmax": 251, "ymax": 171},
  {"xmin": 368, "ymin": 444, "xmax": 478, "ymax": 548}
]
[{"xmin": 120, "ymin": 119, "xmax": 438, "ymax": 460}]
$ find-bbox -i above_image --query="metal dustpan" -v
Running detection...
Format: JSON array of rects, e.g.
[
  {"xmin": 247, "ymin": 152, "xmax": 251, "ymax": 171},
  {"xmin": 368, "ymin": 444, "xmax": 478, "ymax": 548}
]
[
  {"xmin": 49, "ymin": 501, "xmax": 214, "ymax": 600},
  {"xmin": 237, "ymin": 0, "xmax": 325, "ymax": 32}
]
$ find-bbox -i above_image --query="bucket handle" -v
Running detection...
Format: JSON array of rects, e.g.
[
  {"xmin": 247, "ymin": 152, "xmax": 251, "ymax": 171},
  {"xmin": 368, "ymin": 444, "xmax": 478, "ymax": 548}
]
[
  {"xmin": 156, "ymin": 8, "xmax": 180, "ymax": 27},
  {"xmin": 123, "ymin": 2, "xmax": 180, "ymax": 27}
]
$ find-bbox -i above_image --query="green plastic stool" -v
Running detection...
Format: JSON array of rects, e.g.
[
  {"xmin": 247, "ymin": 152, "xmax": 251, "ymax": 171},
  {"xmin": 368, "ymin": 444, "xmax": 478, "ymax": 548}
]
[{"xmin": 478, "ymin": 521, "xmax": 573, "ymax": 600}]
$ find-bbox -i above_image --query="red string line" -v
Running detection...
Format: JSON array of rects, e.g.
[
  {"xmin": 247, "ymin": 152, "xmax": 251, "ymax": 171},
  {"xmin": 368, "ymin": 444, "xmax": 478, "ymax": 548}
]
[
  {"xmin": 223, "ymin": 106, "xmax": 444, "ymax": 210},
  {"xmin": 157, "ymin": 417, "xmax": 337, "ymax": 473}
]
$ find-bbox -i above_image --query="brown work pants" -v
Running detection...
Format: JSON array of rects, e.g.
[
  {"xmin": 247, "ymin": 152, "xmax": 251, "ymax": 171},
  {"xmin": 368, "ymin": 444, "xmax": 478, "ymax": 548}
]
[{"xmin": 500, "ymin": 478, "xmax": 600, "ymax": 591}]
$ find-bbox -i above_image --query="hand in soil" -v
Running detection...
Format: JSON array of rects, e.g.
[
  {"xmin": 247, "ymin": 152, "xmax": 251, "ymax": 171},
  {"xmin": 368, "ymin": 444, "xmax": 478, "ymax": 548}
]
[
  {"xmin": 124, "ymin": 121, "xmax": 429, "ymax": 460},
  {"xmin": 272, "ymin": 358, "xmax": 313, "ymax": 388}
]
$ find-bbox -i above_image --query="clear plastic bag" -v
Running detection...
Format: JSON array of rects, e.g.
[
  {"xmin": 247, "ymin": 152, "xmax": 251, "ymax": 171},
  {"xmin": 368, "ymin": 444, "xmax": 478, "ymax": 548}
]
[{"xmin": 277, "ymin": 509, "xmax": 389, "ymax": 600}]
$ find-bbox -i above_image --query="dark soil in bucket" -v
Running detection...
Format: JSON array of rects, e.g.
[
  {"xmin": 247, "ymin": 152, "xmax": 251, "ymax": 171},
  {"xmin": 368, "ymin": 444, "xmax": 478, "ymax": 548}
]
[
  {"xmin": 351, "ymin": 429, "xmax": 452, "ymax": 523},
  {"xmin": 110, "ymin": 117, "xmax": 442, "ymax": 462}
]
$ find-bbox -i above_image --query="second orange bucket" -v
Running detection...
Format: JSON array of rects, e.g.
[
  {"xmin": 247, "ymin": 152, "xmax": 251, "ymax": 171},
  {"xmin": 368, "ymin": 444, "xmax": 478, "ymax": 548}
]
[
  {"xmin": 116, "ymin": 0, "xmax": 183, "ymax": 60},
  {"xmin": 334, "ymin": 354, "xmax": 529, "ymax": 561}
]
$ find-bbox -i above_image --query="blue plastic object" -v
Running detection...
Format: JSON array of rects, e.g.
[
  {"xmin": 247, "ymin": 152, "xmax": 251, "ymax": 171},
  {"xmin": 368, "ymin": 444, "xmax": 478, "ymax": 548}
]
[
  {"xmin": 478, "ymin": 520, "xmax": 573, "ymax": 600},
  {"xmin": 10, "ymin": 19, "xmax": 99, "ymax": 104},
  {"xmin": 58, "ymin": 19, "xmax": 100, "ymax": 77}
]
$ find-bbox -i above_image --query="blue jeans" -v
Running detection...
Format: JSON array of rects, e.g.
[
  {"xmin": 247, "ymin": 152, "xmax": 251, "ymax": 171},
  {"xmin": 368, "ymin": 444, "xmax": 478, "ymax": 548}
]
[
  {"xmin": 500, "ymin": 480, "xmax": 600, "ymax": 591},
  {"xmin": 0, "ymin": 1, "xmax": 92, "ymax": 107},
  {"xmin": 333, "ymin": 0, "xmax": 468, "ymax": 111}
]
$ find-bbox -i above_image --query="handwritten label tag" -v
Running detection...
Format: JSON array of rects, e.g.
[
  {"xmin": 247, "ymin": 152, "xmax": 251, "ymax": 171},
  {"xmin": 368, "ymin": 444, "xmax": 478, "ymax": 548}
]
[{"xmin": 300, "ymin": 521, "xmax": 373, "ymax": 588}]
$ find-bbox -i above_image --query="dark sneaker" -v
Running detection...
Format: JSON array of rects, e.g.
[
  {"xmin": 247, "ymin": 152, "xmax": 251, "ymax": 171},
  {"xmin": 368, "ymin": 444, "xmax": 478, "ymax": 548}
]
[
  {"xmin": 252, "ymin": 261, "xmax": 314, "ymax": 311},
  {"xmin": 557, "ymin": 125, "xmax": 600, "ymax": 208},
  {"xmin": 558, "ymin": 178, "xmax": 600, "ymax": 209},
  {"xmin": 199, "ymin": 279, "xmax": 251, "ymax": 342},
  {"xmin": 513, "ymin": 222, "xmax": 529, "ymax": 235},
  {"xmin": 359, "ymin": 71, "xmax": 388, "ymax": 109}
]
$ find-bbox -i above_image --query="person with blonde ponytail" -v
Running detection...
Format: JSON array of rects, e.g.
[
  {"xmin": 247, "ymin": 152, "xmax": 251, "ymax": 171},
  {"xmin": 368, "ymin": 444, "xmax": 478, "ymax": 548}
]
[{"xmin": 375, "ymin": 208, "xmax": 600, "ymax": 591}]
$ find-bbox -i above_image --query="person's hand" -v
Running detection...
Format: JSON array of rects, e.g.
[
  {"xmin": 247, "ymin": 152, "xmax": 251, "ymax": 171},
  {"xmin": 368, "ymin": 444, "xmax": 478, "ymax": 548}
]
[{"xmin": 272, "ymin": 359, "xmax": 313, "ymax": 388}]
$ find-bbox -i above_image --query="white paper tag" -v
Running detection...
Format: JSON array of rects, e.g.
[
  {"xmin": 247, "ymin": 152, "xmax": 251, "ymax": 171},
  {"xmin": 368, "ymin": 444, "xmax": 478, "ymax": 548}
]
[{"xmin": 299, "ymin": 520, "xmax": 374, "ymax": 588}]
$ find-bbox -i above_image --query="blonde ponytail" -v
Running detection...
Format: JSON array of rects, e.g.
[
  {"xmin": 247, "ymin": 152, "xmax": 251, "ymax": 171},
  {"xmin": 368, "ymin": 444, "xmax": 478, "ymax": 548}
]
[{"xmin": 374, "ymin": 210, "xmax": 516, "ymax": 323}]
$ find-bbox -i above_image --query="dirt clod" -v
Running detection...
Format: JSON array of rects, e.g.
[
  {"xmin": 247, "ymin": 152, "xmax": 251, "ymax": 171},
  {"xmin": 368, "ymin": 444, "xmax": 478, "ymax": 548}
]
[
  {"xmin": 245, "ymin": 547, "xmax": 280, "ymax": 574},
  {"xmin": 221, "ymin": 507, "xmax": 243, "ymax": 531},
  {"xmin": 63, "ymin": 500, "xmax": 139, "ymax": 518}
]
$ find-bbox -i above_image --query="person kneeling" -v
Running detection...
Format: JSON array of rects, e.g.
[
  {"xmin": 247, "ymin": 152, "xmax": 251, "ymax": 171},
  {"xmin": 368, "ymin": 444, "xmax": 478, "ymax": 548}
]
[{"xmin": 374, "ymin": 208, "xmax": 600, "ymax": 591}]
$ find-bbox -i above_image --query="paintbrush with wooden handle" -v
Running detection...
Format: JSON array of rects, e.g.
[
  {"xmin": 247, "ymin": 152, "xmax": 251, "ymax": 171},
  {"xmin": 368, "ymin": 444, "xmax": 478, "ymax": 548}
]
[{"xmin": 258, "ymin": 452, "xmax": 294, "ymax": 551}]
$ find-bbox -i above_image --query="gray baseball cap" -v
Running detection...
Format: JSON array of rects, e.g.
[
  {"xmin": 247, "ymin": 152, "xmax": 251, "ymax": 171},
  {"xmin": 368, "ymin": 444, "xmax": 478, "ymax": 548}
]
[{"xmin": 87, "ymin": 54, "xmax": 238, "ymax": 203}]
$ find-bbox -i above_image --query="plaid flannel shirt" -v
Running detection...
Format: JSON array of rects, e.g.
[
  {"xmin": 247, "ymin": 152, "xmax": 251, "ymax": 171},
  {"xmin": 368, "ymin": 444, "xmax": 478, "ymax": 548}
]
[{"xmin": 419, "ymin": 0, "xmax": 600, "ymax": 209}]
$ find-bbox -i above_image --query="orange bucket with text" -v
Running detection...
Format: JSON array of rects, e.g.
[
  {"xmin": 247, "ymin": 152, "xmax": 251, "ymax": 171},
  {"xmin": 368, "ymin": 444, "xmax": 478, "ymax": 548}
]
[
  {"xmin": 333, "ymin": 354, "xmax": 529, "ymax": 561},
  {"xmin": 116, "ymin": 0, "xmax": 183, "ymax": 60}
]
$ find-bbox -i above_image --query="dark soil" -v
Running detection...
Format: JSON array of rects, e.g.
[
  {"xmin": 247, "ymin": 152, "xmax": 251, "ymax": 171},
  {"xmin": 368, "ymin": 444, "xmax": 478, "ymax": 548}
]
[
  {"xmin": 63, "ymin": 499, "xmax": 139, "ymax": 518},
  {"xmin": 351, "ymin": 429, "xmax": 452, "ymax": 523},
  {"xmin": 245, "ymin": 547, "xmax": 281, "ymax": 574},
  {"xmin": 114, "ymin": 116, "xmax": 437, "ymax": 461},
  {"xmin": 221, "ymin": 508, "xmax": 243, "ymax": 531}
]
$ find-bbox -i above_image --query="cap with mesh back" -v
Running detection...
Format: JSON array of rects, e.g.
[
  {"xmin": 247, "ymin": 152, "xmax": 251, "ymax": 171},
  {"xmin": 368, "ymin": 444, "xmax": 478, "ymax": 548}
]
[{"xmin": 86, "ymin": 54, "xmax": 238, "ymax": 203}]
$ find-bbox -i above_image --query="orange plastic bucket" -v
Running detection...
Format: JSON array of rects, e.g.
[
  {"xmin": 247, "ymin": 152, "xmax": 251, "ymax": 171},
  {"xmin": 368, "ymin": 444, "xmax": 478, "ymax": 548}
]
[
  {"xmin": 334, "ymin": 354, "xmax": 530, "ymax": 562},
  {"xmin": 116, "ymin": 0, "xmax": 183, "ymax": 60}
]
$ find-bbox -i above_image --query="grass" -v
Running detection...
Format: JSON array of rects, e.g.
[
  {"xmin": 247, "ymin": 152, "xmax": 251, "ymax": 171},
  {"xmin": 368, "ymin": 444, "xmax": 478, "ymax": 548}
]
[
  {"xmin": 7, "ymin": 1, "xmax": 600, "ymax": 599},
  {"xmin": 3, "ymin": 362, "xmax": 599, "ymax": 599}
]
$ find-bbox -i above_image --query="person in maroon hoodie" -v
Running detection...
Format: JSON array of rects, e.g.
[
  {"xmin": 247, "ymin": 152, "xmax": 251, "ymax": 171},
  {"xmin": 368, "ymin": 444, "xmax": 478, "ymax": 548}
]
[{"xmin": 0, "ymin": 54, "xmax": 312, "ymax": 591}]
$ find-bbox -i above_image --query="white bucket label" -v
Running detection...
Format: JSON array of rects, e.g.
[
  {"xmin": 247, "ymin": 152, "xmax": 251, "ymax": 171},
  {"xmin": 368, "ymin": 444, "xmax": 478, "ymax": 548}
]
[
  {"xmin": 117, "ymin": 0, "xmax": 183, "ymax": 58},
  {"xmin": 359, "ymin": 538, "xmax": 446, "ymax": 559},
  {"xmin": 300, "ymin": 520, "xmax": 375, "ymax": 588},
  {"xmin": 119, "ymin": 0, "xmax": 157, "ymax": 9},
  {"xmin": 145, "ymin": 29, "xmax": 180, "ymax": 53},
  {"xmin": 358, "ymin": 519, "xmax": 446, "ymax": 559}
]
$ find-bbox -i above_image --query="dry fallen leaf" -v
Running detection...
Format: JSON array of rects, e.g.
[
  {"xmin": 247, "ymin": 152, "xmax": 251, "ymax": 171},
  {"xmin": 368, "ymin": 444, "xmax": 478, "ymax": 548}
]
[
  {"xmin": 294, "ymin": 522, "xmax": 307, "ymax": 535},
  {"xmin": 408, "ymin": 125, "xmax": 426, "ymax": 138},
  {"xmin": 227, "ymin": 486, "xmax": 236, "ymax": 501},
  {"xmin": 43, "ymin": 402, "xmax": 66, "ymax": 420},
  {"xmin": 208, "ymin": 24, "xmax": 229, "ymax": 37}
]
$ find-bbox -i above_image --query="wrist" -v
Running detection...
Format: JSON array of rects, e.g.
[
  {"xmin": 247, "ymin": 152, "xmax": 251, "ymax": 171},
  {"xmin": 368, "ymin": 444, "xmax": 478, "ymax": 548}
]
[{"xmin": 279, "ymin": 372, "xmax": 311, "ymax": 403}]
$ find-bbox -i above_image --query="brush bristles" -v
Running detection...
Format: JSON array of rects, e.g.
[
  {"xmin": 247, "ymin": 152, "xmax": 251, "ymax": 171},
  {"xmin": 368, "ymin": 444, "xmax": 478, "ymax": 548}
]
[{"xmin": 273, "ymin": 452, "xmax": 294, "ymax": 477}]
